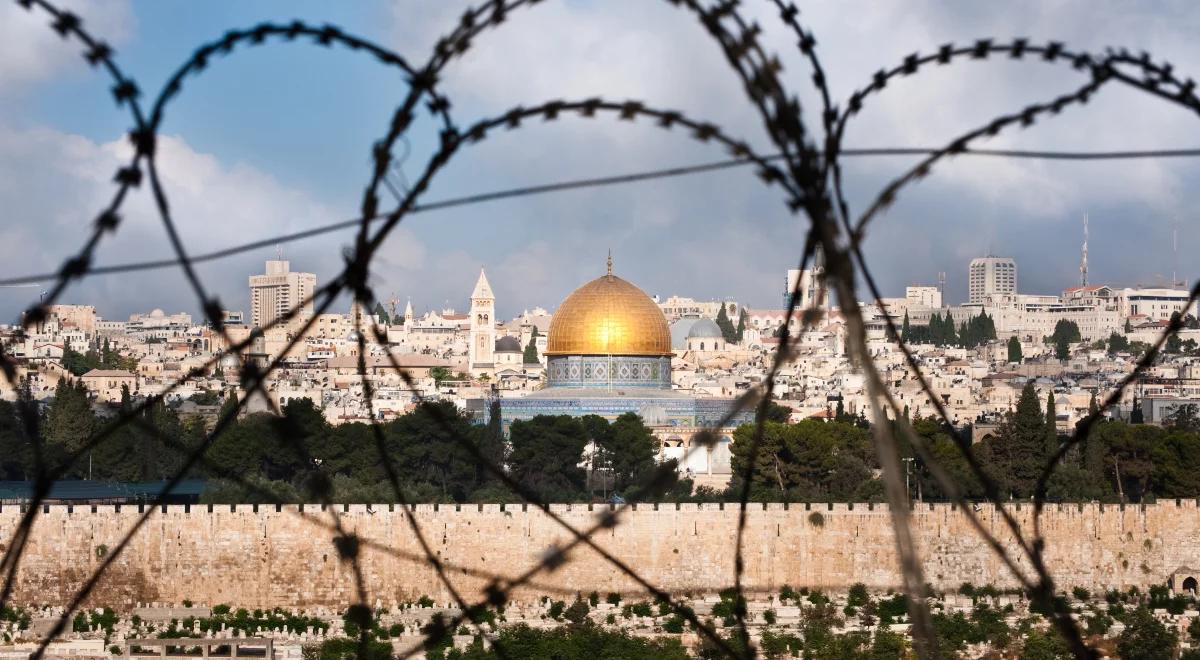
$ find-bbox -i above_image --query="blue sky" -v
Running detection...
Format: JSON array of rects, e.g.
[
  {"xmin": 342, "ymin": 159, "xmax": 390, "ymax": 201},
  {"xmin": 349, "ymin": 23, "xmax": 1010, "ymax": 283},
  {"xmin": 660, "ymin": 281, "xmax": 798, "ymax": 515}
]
[{"xmin": 2, "ymin": 1, "xmax": 1199, "ymax": 323}]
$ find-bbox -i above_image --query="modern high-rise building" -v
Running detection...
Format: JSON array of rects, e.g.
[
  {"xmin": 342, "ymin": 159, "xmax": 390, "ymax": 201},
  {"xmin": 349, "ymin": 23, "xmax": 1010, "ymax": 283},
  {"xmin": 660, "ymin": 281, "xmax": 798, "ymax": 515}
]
[
  {"xmin": 784, "ymin": 267, "xmax": 829, "ymax": 311},
  {"xmin": 967, "ymin": 257, "xmax": 1017, "ymax": 304},
  {"xmin": 248, "ymin": 260, "xmax": 316, "ymax": 329}
]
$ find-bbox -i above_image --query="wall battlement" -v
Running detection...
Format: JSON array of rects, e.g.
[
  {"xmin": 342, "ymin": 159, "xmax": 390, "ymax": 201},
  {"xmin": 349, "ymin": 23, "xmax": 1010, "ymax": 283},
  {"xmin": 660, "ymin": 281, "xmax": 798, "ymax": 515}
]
[{"xmin": 3, "ymin": 501, "xmax": 1197, "ymax": 609}]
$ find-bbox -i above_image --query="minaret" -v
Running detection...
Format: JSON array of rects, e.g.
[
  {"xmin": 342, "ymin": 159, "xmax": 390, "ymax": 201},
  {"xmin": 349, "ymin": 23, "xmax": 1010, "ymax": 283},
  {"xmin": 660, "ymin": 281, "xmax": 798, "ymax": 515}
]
[
  {"xmin": 1080, "ymin": 212, "xmax": 1089, "ymax": 287},
  {"xmin": 469, "ymin": 269, "xmax": 495, "ymax": 375}
]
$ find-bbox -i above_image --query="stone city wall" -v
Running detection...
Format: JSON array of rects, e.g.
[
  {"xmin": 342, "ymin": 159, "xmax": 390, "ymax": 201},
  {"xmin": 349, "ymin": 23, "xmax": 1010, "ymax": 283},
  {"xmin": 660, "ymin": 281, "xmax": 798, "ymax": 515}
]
[{"xmin": 3, "ymin": 500, "xmax": 1199, "ymax": 610}]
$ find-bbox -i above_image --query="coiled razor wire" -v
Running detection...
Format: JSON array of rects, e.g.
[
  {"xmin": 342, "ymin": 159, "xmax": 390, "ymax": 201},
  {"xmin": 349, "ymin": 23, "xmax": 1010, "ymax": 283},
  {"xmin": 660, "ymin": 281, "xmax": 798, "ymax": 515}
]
[{"xmin": 5, "ymin": 1, "xmax": 1200, "ymax": 658}]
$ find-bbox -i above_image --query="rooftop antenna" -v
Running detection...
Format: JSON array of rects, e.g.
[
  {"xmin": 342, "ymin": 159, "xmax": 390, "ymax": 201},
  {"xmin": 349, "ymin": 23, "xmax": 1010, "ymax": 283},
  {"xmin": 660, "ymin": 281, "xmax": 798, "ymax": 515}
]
[
  {"xmin": 937, "ymin": 271, "xmax": 946, "ymax": 296},
  {"xmin": 276, "ymin": 244, "xmax": 284, "ymax": 261},
  {"xmin": 606, "ymin": 249, "xmax": 613, "ymax": 277},
  {"xmin": 1173, "ymin": 221, "xmax": 1180, "ymax": 288},
  {"xmin": 1080, "ymin": 212, "xmax": 1089, "ymax": 287}
]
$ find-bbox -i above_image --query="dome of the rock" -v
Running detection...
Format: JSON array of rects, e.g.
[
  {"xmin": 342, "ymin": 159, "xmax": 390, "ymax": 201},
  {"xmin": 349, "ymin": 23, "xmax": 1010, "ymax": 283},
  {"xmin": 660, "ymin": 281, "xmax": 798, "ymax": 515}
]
[{"xmin": 546, "ymin": 272, "xmax": 671, "ymax": 357}]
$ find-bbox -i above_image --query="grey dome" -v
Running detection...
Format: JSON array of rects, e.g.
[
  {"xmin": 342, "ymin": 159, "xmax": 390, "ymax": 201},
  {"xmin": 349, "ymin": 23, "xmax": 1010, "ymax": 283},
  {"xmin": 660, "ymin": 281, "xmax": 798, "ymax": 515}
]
[
  {"xmin": 495, "ymin": 336, "xmax": 522, "ymax": 352},
  {"xmin": 669, "ymin": 318, "xmax": 699, "ymax": 350},
  {"xmin": 686, "ymin": 318, "xmax": 723, "ymax": 339}
]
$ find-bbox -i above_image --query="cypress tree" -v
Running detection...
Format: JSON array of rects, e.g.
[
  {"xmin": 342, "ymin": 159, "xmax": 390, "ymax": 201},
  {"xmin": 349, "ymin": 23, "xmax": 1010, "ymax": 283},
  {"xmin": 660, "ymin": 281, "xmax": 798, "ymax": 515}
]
[
  {"xmin": 372, "ymin": 302, "xmax": 389, "ymax": 325},
  {"xmin": 902, "ymin": 311, "xmax": 911, "ymax": 340},
  {"xmin": 999, "ymin": 382, "xmax": 1048, "ymax": 497},
  {"xmin": 735, "ymin": 311, "xmax": 746, "ymax": 343},
  {"xmin": 1007, "ymin": 336, "xmax": 1023, "ymax": 363},
  {"xmin": 716, "ymin": 304, "xmax": 737, "ymax": 343},
  {"xmin": 1045, "ymin": 391, "xmax": 1058, "ymax": 452},
  {"xmin": 523, "ymin": 335, "xmax": 540, "ymax": 364}
]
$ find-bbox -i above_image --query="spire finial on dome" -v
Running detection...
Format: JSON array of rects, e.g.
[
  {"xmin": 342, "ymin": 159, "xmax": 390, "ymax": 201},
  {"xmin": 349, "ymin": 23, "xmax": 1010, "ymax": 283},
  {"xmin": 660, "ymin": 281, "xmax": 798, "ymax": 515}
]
[{"xmin": 606, "ymin": 249, "xmax": 612, "ymax": 277}]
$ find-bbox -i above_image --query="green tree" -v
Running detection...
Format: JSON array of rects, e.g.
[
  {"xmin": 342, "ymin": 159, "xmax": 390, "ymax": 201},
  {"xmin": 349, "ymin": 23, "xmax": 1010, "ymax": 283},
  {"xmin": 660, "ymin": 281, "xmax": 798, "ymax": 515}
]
[
  {"xmin": 985, "ymin": 382, "xmax": 1048, "ymax": 498},
  {"xmin": 1117, "ymin": 607, "xmax": 1177, "ymax": 660},
  {"xmin": 453, "ymin": 623, "xmax": 689, "ymax": 660},
  {"xmin": 429, "ymin": 366, "xmax": 452, "ymax": 385},
  {"xmin": 45, "ymin": 379, "xmax": 95, "ymax": 454},
  {"xmin": 735, "ymin": 311, "xmax": 746, "ymax": 342},
  {"xmin": 1021, "ymin": 628, "xmax": 1071, "ymax": 660},
  {"xmin": 1046, "ymin": 391, "xmax": 1058, "ymax": 450},
  {"xmin": 523, "ymin": 328, "xmax": 540, "ymax": 364},
  {"xmin": 1165, "ymin": 404, "xmax": 1200, "ymax": 433},
  {"xmin": 1049, "ymin": 320, "xmax": 1081, "ymax": 360},
  {"xmin": 715, "ymin": 304, "xmax": 737, "ymax": 344},
  {"xmin": 598, "ymin": 413, "xmax": 661, "ymax": 497},
  {"xmin": 1167, "ymin": 334, "xmax": 1184, "ymax": 354},
  {"xmin": 901, "ymin": 311, "xmax": 911, "ymax": 341},
  {"xmin": 508, "ymin": 416, "xmax": 589, "ymax": 502},
  {"xmin": 1055, "ymin": 335, "xmax": 1071, "ymax": 360},
  {"xmin": 1108, "ymin": 332, "xmax": 1130, "ymax": 353},
  {"xmin": 371, "ymin": 302, "xmax": 389, "ymax": 325},
  {"xmin": 478, "ymin": 399, "xmax": 506, "ymax": 482},
  {"xmin": 385, "ymin": 401, "xmax": 484, "ymax": 501},
  {"xmin": 1125, "ymin": 318, "xmax": 1134, "ymax": 333},
  {"xmin": 729, "ymin": 420, "xmax": 878, "ymax": 501},
  {"xmin": 218, "ymin": 389, "xmax": 240, "ymax": 422},
  {"xmin": 1007, "ymin": 336, "xmax": 1022, "ymax": 363},
  {"xmin": 0, "ymin": 400, "xmax": 30, "ymax": 480}
]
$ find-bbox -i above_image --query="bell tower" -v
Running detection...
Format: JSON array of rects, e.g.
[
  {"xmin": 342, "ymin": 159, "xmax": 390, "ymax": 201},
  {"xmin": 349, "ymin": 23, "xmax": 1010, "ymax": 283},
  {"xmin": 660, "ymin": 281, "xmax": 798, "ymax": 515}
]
[{"xmin": 469, "ymin": 269, "xmax": 495, "ymax": 375}]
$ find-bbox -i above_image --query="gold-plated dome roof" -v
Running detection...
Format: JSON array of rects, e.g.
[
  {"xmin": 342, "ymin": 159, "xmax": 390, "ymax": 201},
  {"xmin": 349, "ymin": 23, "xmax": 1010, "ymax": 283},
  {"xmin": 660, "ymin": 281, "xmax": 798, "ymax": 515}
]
[{"xmin": 546, "ymin": 271, "xmax": 672, "ymax": 357}]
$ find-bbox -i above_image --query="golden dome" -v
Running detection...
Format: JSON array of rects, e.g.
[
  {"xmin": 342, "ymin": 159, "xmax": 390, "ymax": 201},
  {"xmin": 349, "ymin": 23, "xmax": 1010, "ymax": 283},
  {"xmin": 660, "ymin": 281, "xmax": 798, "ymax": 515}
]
[{"xmin": 546, "ymin": 271, "xmax": 672, "ymax": 357}]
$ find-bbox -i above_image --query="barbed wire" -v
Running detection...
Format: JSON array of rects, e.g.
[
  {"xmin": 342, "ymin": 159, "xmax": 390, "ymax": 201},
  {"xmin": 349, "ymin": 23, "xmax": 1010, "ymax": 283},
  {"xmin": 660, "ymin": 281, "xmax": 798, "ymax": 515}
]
[{"xmin": 4, "ymin": 1, "xmax": 1199, "ymax": 658}]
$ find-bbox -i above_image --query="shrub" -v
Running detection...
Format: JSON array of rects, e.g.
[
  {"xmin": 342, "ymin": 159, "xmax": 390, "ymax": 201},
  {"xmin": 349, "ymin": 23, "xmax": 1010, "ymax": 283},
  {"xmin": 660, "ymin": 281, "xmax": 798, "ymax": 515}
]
[
  {"xmin": 563, "ymin": 600, "xmax": 589, "ymax": 624},
  {"xmin": 212, "ymin": 605, "xmax": 231, "ymax": 616},
  {"xmin": 1087, "ymin": 612, "xmax": 1113, "ymax": 636},
  {"xmin": 388, "ymin": 623, "xmax": 403, "ymax": 637},
  {"xmin": 779, "ymin": 585, "xmax": 798, "ymax": 603},
  {"xmin": 662, "ymin": 616, "xmax": 685, "ymax": 634},
  {"xmin": 606, "ymin": 592, "xmax": 621, "ymax": 606},
  {"xmin": 417, "ymin": 595, "xmax": 435, "ymax": 608},
  {"xmin": 95, "ymin": 545, "xmax": 107, "ymax": 559},
  {"xmin": 877, "ymin": 594, "xmax": 909, "ymax": 626},
  {"xmin": 182, "ymin": 600, "xmax": 193, "ymax": 608},
  {"xmin": 1071, "ymin": 587, "xmax": 1090, "ymax": 602},
  {"xmin": 548, "ymin": 601, "xmax": 565, "ymax": 620},
  {"xmin": 630, "ymin": 602, "xmax": 653, "ymax": 618},
  {"xmin": 588, "ymin": 592, "xmax": 599, "ymax": 607},
  {"xmin": 308, "ymin": 638, "xmax": 392, "ymax": 660},
  {"xmin": 977, "ymin": 584, "xmax": 1000, "ymax": 599},
  {"xmin": 109, "ymin": 646, "xmax": 121, "ymax": 655},
  {"xmin": 762, "ymin": 609, "xmax": 777, "ymax": 625},
  {"xmin": 848, "ymin": 583, "xmax": 869, "ymax": 607},
  {"xmin": 958, "ymin": 582, "xmax": 976, "ymax": 598},
  {"xmin": 1118, "ymin": 607, "xmax": 1177, "ymax": 660},
  {"xmin": 605, "ymin": 613, "xmax": 616, "ymax": 625},
  {"xmin": 808, "ymin": 511, "xmax": 825, "ymax": 528}
]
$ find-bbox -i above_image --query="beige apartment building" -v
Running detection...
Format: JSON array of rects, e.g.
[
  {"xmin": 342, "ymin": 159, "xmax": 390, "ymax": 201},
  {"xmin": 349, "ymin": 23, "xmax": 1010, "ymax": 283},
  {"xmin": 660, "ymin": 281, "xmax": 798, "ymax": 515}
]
[{"xmin": 248, "ymin": 260, "xmax": 316, "ymax": 329}]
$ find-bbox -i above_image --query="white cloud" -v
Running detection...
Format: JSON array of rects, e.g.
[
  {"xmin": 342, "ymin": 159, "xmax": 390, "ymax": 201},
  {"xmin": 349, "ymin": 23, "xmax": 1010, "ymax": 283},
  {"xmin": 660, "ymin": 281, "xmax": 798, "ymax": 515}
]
[
  {"xmin": 0, "ymin": 123, "xmax": 432, "ymax": 321},
  {"xmin": 0, "ymin": 0, "xmax": 135, "ymax": 95}
]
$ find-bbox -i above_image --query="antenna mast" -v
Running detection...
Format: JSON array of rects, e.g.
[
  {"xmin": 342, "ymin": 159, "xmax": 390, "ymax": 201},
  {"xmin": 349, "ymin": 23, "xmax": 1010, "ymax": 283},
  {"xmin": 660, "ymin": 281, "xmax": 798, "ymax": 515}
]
[
  {"xmin": 1174, "ymin": 222, "xmax": 1180, "ymax": 288},
  {"xmin": 1080, "ymin": 212, "xmax": 1089, "ymax": 287}
]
